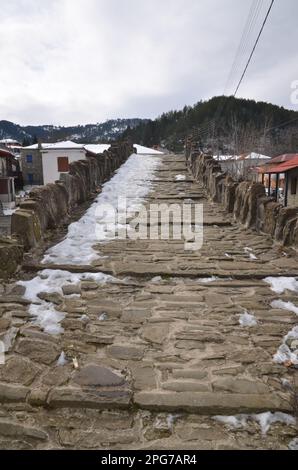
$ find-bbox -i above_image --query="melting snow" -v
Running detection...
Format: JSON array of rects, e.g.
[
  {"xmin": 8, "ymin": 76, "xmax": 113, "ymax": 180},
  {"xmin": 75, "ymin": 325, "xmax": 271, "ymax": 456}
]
[
  {"xmin": 265, "ymin": 277, "xmax": 298, "ymax": 294},
  {"xmin": 271, "ymin": 300, "xmax": 298, "ymax": 315},
  {"xmin": 214, "ymin": 415, "xmax": 248, "ymax": 429},
  {"xmin": 214, "ymin": 413, "xmax": 296, "ymax": 434},
  {"xmin": 57, "ymin": 351, "xmax": 68, "ymax": 366},
  {"xmin": 289, "ymin": 438, "xmax": 298, "ymax": 450},
  {"xmin": 18, "ymin": 270, "xmax": 114, "ymax": 335},
  {"xmin": 199, "ymin": 277, "xmax": 220, "ymax": 284},
  {"xmin": 239, "ymin": 311, "xmax": 258, "ymax": 327},
  {"xmin": 42, "ymin": 153, "xmax": 161, "ymax": 265},
  {"xmin": 254, "ymin": 412, "xmax": 296, "ymax": 435},
  {"xmin": 134, "ymin": 144, "xmax": 163, "ymax": 155},
  {"xmin": 98, "ymin": 313, "xmax": 108, "ymax": 321},
  {"xmin": 175, "ymin": 174, "xmax": 186, "ymax": 181},
  {"xmin": 273, "ymin": 326, "xmax": 298, "ymax": 365},
  {"xmin": 151, "ymin": 276, "xmax": 163, "ymax": 283}
]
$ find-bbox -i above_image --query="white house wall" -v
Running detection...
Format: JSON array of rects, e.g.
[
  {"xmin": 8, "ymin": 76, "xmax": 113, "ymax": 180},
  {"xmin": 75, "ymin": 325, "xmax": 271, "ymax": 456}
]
[{"xmin": 42, "ymin": 149, "xmax": 86, "ymax": 185}]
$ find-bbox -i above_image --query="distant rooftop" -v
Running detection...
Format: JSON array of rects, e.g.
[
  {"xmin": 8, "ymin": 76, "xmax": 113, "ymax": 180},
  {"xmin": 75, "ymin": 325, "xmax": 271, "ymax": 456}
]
[
  {"xmin": 213, "ymin": 152, "xmax": 270, "ymax": 162},
  {"xmin": 84, "ymin": 144, "xmax": 111, "ymax": 154},
  {"xmin": 260, "ymin": 155, "xmax": 298, "ymax": 174},
  {"xmin": 0, "ymin": 138, "xmax": 21, "ymax": 145},
  {"xmin": 266, "ymin": 153, "xmax": 298, "ymax": 165},
  {"xmin": 23, "ymin": 140, "xmax": 85, "ymax": 150},
  {"xmin": 134, "ymin": 144, "xmax": 164, "ymax": 155}
]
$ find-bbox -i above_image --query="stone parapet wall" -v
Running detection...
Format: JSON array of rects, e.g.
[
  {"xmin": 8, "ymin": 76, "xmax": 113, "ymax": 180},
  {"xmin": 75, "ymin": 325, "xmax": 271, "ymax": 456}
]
[
  {"xmin": 185, "ymin": 139, "xmax": 298, "ymax": 247},
  {"xmin": 11, "ymin": 142, "xmax": 133, "ymax": 251},
  {"xmin": 0, "ymin": 237, "xmax": 23, "ymax": 279}
]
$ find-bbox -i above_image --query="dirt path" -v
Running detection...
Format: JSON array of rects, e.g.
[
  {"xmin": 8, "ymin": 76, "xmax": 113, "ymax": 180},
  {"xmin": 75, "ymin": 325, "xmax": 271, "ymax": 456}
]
[{"xmin": 0, "ymin": 154, "xmax": 297, "ymax": 450}]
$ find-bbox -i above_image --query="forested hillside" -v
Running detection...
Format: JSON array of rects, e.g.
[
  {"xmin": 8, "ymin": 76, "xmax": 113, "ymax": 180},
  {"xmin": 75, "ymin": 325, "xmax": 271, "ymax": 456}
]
[
  {"xmin": 122, "ymin": 96, "xmax": 298, "ymax": 156},
  {"xmin": 0, "ymin": 118, "xmax": 147, "ymax": 145}
]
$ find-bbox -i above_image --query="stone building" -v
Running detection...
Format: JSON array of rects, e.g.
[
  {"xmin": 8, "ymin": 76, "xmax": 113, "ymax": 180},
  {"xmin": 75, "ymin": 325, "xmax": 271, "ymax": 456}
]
[
  {"xmin": 21, "ymin": 141, "xmax": 87, "ymax": 186},
  {"xmin": 20, "ymin": 143, "xmax": 44, "ymax": 186}
]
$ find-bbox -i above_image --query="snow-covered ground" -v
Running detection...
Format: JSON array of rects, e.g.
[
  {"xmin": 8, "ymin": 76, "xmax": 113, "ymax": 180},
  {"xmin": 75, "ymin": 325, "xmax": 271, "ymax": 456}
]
[
  {"xmin": 84, "ymin": 144, "xmax": 111, "ymax": 154},
  {"xmin": 18, "ymin": 270, "xmax": 114, "ymax": 335},
  {"xmin": 42, "ymin": 153, "xmax": 161, "ymax": 265},
  {"xmin": 134, "ymin": 144, "xmax": 164, "ymax": 155},
  {"xmin": 17, "ymin": 152, "xmax": 161, "ymax": 334},
  {"xmin": 214, "ymin": 412, "xmax": 296, "ymax": 436},
  {"xmin": 265, "ymin": 277, "xmax": 298, "ymax": 294},
  {"xmin": 265, "ymin": 276, "xmax": 298, "ymax": 366}
]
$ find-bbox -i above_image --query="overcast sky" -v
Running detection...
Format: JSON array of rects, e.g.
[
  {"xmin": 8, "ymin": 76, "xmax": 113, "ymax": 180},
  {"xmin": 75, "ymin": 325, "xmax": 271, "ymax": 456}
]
[{"xmin": 0, "ymin": 0, "xmax": 297, "ymax": 126}]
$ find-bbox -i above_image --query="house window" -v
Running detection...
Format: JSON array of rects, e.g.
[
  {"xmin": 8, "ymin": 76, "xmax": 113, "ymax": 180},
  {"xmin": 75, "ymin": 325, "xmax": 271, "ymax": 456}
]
[
  {"xmin": 57, "ymin": 157, "xmax": 69, "ymax": 172},
  {"xmin": 28, "ymin": 173, "xmax": 34, "ymax": 184},
  {"xmin": 26, "ymin": 155, "xmax": 33, "ymax": 163},
  {"xmin": 291, "ymin": 177, "xmax": 297, "ymax": 195}
]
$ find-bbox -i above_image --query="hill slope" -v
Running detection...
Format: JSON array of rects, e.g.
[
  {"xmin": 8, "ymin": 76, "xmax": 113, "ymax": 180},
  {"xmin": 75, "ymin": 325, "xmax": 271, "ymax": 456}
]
[
  {"xmin": 0, "ymin": 118, "xmax": 147, "ymax": 145},
  {"xmin": 122, "ymin": 96, "xmax": 298, "ymax": 156}
]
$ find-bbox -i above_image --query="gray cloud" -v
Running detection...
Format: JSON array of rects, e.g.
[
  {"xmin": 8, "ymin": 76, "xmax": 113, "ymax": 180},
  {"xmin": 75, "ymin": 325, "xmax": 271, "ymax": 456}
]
[{"xmin": 0, "ymin": 0, "xmax": 297, "ymax": 125}]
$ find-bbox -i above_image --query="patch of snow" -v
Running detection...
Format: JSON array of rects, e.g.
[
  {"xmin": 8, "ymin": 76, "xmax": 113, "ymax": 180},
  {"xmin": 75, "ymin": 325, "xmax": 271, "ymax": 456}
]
[
  {"xmin": 151, "ymin": 276, "xmax": 162, "ymax": 283},
  {"xmin": 249, "ymin": 253, "xmax": 258, "ymax": 260},
  {"xmin": 239, "ymin": 311, "xmax": 258, "ymax": 327},
  {"xmin": 2, "ymin": 327, "xmax": 18, "ymax": 352},
  {"xmin": 253, "ymin": 412, "xmax": 296, "ymax": 435},
  {"xmin": 281, "ymin": 378, "xmax": 292, "ymax": 390},
  {"xmin": 289, "ymin": 438, "xmax": 298, "ymax": 450},
  {"xmin": 271, "ymin": 300, "xmax": 298, "ymax": 315},
  {"xmin": 225, "ymin": 253, "xmax": 232, "ymax": 258},
  {"xmin": 57, "ymin": 351, "xmax": 68, "ymax": 366},
  {"xmin": 80, "ymin": 314, "xmax": 89, "ymax": 324},
  {"xmin": 244, "ymin": 247, "xmax": 253, "ymax": 253},
  {"xmin": 166, "ymin": 414, "xmax": 181, "ymax": 429},
  {"xmin": 23, "ymin": 140, "xmax": 84, "ymax": 150},
  {"xmin": 175, "ymin": 174, "xmax": 186, "ymax": 181},
  {"xmin": 42, "ymin": 153, "xmax": 161, "ymax": 265},
  {"xmin": 3, "ymin": 208, "xmax": 16, "ymax": 216},
  {"xmin": 274, "ymin": 326, "xmax": 298, "ymax": 365},
  {"xmin": 134, "ymin": 144, "xmax": 163, "ymax": 155},
  {"xmin": 214, "ymin": 413, "xmax": 296, "ymax": 435},
  {"xmin": 18, "ymin": 270, "xmax": 114, "ymax": 335},
  {"xmin": 84, "ymin": 144, "xmax": 110, "ymax": 154},
  {"xmin": 199, "ymin": 277, "xmax": 220, "ymax": 284},
  {"xmin": 265, "ymin": 277, "xmax": 298, "ymax": 294},
  {"xmin": 213, "ymin": 415, "xmax": 248, "ymax": 429},
  {"xmin": 98, "ymin": 313, "xmax": 108, "ymax": 321}
]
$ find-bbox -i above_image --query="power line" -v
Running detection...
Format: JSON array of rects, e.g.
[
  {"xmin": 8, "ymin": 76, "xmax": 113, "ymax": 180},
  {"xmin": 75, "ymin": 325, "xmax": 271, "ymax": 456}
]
[
  {"xmin": 224, "ymin": 0, "xmax": 263, "ymax": 95},
  {"xmin": 233, "ymin": 0, "xmax": 275, "ymax": 97},
  {"xmin": 193, "ymin": 0, "xmax": 276, "ymax": 146},
  {"xmin": 195, "ymin": 0, "xmax": 266, "ymax": 140}
]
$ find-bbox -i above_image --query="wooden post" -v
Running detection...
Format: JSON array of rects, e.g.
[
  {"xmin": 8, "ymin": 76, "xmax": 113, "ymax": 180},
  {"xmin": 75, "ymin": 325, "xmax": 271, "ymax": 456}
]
[
  {"xmin": 275, "ymin": 173, "xmax": 279, "ymax": 202},
  {"xmin": 285, "ymin": 171, "xmax": 289, "ymax": 207},
  {"xmin": 268, "ymin": 173, "xmax": 271, "ymax": 197}
]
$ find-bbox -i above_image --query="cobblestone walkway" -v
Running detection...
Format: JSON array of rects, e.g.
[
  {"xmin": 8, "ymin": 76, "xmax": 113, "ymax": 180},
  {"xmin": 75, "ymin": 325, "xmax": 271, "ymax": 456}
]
[{"xmin": 0, "ymin": 154, "xmax": 297, "ymax": 449}]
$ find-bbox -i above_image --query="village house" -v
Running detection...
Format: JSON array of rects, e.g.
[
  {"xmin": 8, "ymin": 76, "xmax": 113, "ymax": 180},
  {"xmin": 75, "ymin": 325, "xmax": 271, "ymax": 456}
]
[
  {"xmin": 0, "ymin": 138, "xmax": 22, "ymax": 156},
  {"xmin": 21, "ymin": 141, "xmax": 88, "ymax": 186},
  {"xmin": 0, "ymin": 147, "xmax": 22, "ymax": 210},
  {"xmin": 259, "ymin": 154, "xmax": 298, "ymax": 207},
  {"xmin": 214, "ymin": 152, "xmax": 270, "ymax": 180}
]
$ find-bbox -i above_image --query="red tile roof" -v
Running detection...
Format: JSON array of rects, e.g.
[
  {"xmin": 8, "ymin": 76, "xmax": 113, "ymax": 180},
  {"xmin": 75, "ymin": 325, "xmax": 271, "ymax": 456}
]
[
  {"xmin": 260, "ymin": 155, "xmax": 298, "ymax": 174},
  {"xmin": 0, "ymin": 148, "xmax": 14, "ymax": 158},
  {"xmin": 266, "ymin": 153, "xmax": 298, "ymax": 165}
]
